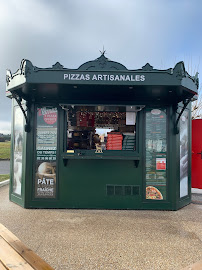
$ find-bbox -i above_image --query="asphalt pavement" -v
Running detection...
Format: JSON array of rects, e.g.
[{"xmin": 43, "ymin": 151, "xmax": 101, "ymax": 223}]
[
  {"xmin": 0, "ymin": 160, "xmax": 10, "ymax": 174},
  {"xmin": 192, "ymin": 188, "xmax": 202, "ymax": 204},
  {"xmin": 0, "ymin": 184, "xmax": 202, "ymax": 270}
]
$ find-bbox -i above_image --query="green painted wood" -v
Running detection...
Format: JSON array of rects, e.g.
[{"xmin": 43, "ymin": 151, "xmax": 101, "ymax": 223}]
[
  {"xmin": 9, "ymin": 101, "xmax": 191, "ymax": 210},
  {"xmin": 6, "ymin": 57, "xmax": 198, "ymax": 106}
]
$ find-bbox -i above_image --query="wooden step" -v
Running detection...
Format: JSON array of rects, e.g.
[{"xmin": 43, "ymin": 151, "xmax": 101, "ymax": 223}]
[
  {"xmin": 0, "ymin": 260, "xmax": 7, "ymax": 270},
  {"xmin": 182, "ymin": 260, "xmax": 202, "ymax": 270},
  {"xmin": 0, "ymin": 224, "xmax": 54, "ymax": 270}
]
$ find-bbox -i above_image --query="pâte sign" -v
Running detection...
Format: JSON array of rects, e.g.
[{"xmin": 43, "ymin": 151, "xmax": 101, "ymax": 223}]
[{"xmin": 64, "ymin": 73, "xmax": 145, "ymax": 82}]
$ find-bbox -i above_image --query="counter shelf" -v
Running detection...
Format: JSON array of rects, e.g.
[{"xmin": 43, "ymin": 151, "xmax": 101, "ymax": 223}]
[{"xmin": 62, "ymin": 152, "xmax": 140, "ymax": 167}]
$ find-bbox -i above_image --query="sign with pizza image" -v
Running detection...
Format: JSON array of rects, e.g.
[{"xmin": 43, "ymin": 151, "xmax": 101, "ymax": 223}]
[
  {"xmin": 145, "ymin": 109, "xmax": 167, "ymax": 200},
  {"xmin": 146, "ymin": 186, "xmax": 163, "ymax": 200}
]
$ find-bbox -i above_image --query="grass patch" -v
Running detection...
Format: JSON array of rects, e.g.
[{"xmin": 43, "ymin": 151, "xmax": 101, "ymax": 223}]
[
  {"xmin": 0, "ymin": 174, "xmax": 9, "ymax": 182},
  {"xmin": 0, "ymin": 141, "xmax": 11, "ymax": 160}
]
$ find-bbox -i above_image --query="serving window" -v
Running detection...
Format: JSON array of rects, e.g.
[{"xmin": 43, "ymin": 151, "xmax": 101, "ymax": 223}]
[{"xmin": 65, "ymin": 105, "xmax": 143, "ymax": 152}]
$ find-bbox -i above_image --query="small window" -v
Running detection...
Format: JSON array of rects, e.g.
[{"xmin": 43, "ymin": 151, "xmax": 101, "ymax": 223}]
[{"xmin": 65, "ymin": 105, "xmax": 142, "ymax": 151}]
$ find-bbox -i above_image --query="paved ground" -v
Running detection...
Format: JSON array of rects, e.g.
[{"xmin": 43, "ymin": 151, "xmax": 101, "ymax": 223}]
[
  {"xmin": 191, "ymin": 188, "xmax": 202, "ymax": 205},
  {"xmin": 0, "ymin": 160, "xmax": 10, "ymax": 174},
  {"xmin": 0, "ymin": 185, "xmax": 202, "ymax": 270},
  {"xmin": 192, "ymin": 193, "xmax": 202, "ymax": 204}
]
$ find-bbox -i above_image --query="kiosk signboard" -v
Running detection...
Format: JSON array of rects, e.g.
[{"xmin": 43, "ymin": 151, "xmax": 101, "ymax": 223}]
[
  {"xmin": 34, "ymin": 107, "xmax": 58, "ymax": 198},
  {"xmin": 145, "ymin": 109, "xmax": 167, "ymax": 200}
]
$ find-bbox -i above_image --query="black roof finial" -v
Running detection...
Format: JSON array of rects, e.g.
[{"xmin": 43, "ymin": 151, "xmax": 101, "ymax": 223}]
[{"xmin": 99, "ymin": 46, "xmax": 106, "ymax": 56}]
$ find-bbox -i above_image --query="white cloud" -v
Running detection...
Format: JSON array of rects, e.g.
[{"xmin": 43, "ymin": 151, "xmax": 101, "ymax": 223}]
[
  {"xmin": 0, "ymin": 0, "xmax": 202, "ymax": 126},
  {"xmin": 0, "ymin": 121, "xmax": 11, "ymax": 134}
]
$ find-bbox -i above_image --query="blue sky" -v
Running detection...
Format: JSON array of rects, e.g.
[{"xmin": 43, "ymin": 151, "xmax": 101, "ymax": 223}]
[{"xmin": 0, "ymin": 0, "xmax": 202, "ymax": 133}]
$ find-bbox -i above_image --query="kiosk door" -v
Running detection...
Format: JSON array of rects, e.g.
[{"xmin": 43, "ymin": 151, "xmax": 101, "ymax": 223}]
[{"xmin": 192, "ymin": 119, "xmax": 202, "ymax": 189}]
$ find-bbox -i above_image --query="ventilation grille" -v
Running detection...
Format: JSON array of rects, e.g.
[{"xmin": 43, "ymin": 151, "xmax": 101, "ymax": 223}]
[{"xmin": 106, "ymin": 185, "xmax": 140, "ymax": 196}]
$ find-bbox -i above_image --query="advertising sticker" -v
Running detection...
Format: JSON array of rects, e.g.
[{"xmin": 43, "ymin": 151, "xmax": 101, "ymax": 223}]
[{"xmin": 156, "ymin": 158, "xmax": 166, "ymax": 170}]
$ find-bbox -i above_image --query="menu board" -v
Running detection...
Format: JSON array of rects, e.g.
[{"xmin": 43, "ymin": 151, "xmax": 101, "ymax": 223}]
[
  {"xmin": 145, "ymin": 109, "xmax": 167, "ymax": 200},
  {"xmin": 35, "ymin": 107, "xmax": 58, "ymax": 198}
]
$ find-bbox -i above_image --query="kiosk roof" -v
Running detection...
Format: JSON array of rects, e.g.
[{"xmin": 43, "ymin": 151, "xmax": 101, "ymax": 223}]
[{"xmin": 6, "ymin": 54, "xmax": 199, "ymax": 105}]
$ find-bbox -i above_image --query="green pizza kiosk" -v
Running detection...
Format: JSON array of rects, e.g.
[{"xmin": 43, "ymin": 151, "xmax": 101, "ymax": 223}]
[{"xmin": 6, "ymin": 53, "xmax": 199, "ymax": 210}]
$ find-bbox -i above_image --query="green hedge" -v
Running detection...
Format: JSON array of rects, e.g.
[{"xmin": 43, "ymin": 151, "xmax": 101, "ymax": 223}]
[{"xmin": 0, "ymin": 141, "xmax": 11, "ymax": 160}]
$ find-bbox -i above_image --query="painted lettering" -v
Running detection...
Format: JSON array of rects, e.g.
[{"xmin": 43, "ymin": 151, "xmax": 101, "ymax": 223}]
[
  {"xmin": 130, "ymin": 75, "xmax": 135, "ymax": 82},
  {"xmin": 85, "ymin": 74, "xmax": 90, "ymax": 80},
  {"xmin": 110, "ymin": 75, "xmax": 114, "ymax": 81},
  {"xmin": 63, "ymin": 73, "xmax": 146, "ymax": 82},
  {"xmin": 115, "ymin": 75, "xmax": 120, "ymax": 81},
  {"xmin": 140, "ymin": 75, "xmax": 145, "ymax": 81},
  {"xmin": 120, "ymin": 75, "xmax": 125, "ymax": 81},
  {"xmin": 80, "ymin": 74, "xmax": 85, "ymax": 80},
  {"xmin": 98, "ymin": 74, "xmax": 103, "ymax": 80}
]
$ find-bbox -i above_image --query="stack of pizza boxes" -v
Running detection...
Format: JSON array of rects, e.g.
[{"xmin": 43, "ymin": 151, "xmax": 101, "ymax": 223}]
[
  {"xmin": 106, "ymin": 132, "xmax": 123, "ymax": 150},
  {"xmin": 122, "ymin": 133, "xmax": 136, "ymax": 150}
]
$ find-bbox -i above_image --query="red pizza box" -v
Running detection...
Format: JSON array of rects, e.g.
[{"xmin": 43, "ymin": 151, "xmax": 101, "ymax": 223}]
[
  {"xmin": 107, "ymin": 139, "xmax": 123, "ymax": 143},
  {"xmin": 107, "ymin": 147, "xmax": 122, "ymax": 150},
  {"xmin": 107, "ymin": 145, "xmax": 122, "ymax": 148},
  {"xmin": 107, "ymin": 134, "xmax": 123, "ymax": 137},
  {"xmin": 107, "ymin": 132, "xmax": 122, "ymax": 135}
]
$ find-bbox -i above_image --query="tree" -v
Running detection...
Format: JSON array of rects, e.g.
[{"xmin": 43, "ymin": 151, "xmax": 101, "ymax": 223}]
[{"xmin": 192, "ymin": 85, "xmax": 202, "ymax": 119}]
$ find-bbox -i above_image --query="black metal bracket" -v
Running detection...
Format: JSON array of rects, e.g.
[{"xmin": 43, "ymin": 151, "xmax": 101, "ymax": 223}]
[
  {"xmin": 134, "ymin": 160, "xmax": 139, "ymax": 168},
  {"xmin": 174, "ymin": 98, "xmax": 191, "ymax": 134},
  {"xmin": 63, "ymin": 158, "xmax": 68, "ymax": 166},
  {"xmin": 12, "ymin": 93, "xmax": 31, "ymax": 132}
]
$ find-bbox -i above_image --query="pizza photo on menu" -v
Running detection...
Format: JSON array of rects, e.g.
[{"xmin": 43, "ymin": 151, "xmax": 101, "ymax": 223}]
[{"xmin": 146, "ymin": 186, "xmax": 163, "ymax": 200}]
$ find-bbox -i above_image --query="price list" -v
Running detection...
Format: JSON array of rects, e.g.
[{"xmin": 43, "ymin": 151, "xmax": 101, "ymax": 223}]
[{"xmin": 145, "ymin": 109, "xmax": 167, "ymax": 200}]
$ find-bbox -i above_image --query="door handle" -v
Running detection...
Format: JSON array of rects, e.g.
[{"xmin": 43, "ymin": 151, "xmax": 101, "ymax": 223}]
[{"xmin": 196, "ymin": 151, "xmax": 202, "ymax": 159}]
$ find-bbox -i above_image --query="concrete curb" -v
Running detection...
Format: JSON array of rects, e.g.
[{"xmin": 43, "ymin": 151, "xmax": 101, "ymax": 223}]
[
  {"xmin": 191, "ymin": 188, "xmax": 202, "ymax": 194},
  {"xmin": 0, "ymin": 179, "xmax": 9, "ymax": 188}
]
